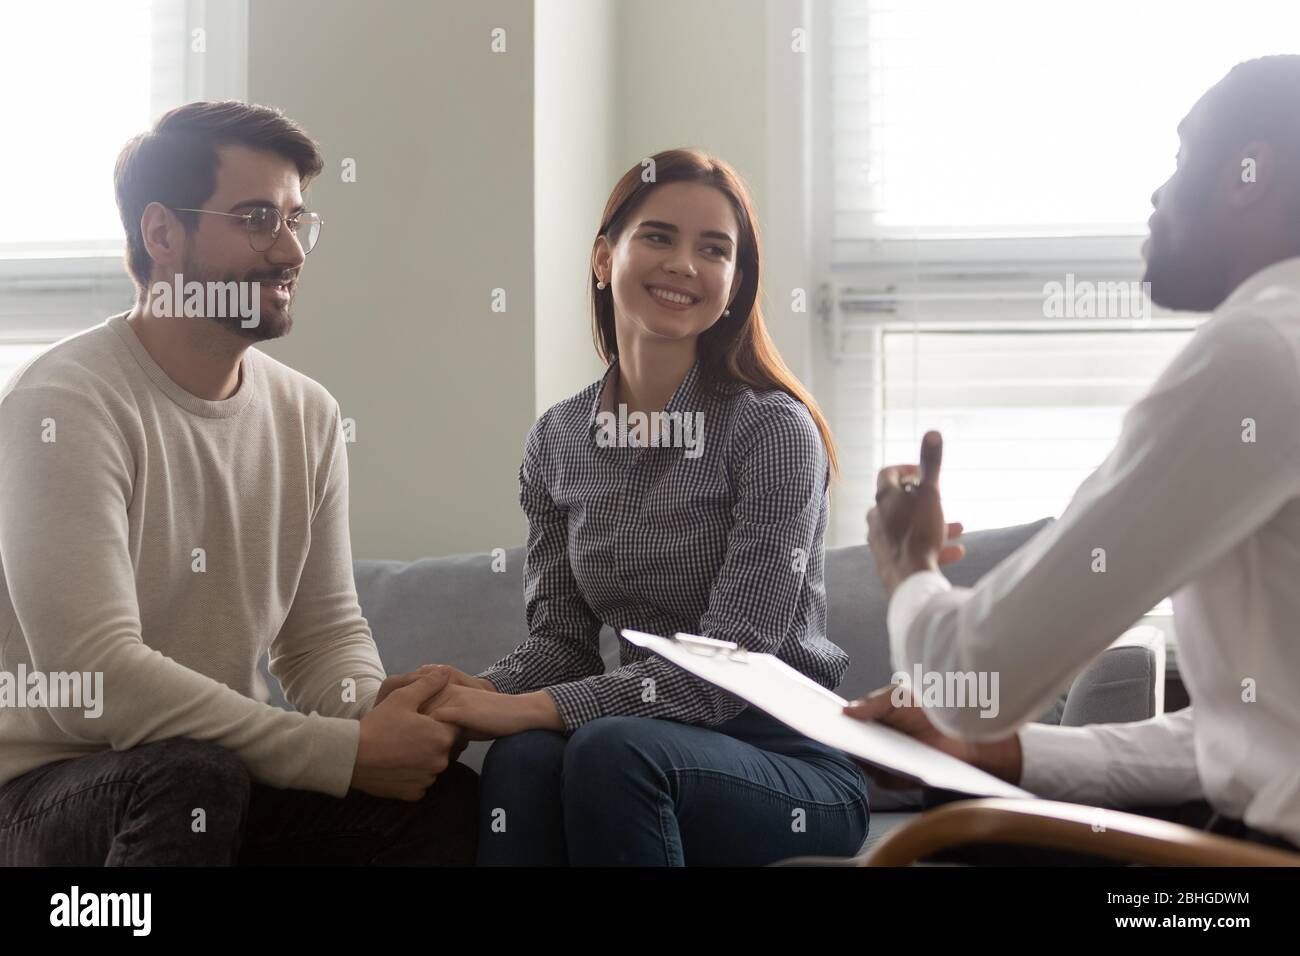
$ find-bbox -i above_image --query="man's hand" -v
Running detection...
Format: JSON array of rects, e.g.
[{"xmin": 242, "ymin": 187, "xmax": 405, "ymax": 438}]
[
  {"xmin": 421, "ymin": 685, "xmax": 563, "ymax": 739},
  {"xmin": 372, "ymin": 665, "xmax": 498, "ymax": 764},
  {"xmin": 373, "ymin": 664, "xmax": 495, "ymax": 707},
  {"xmin": 842, "ymin": 684, "xmax": 1023, "ymax": 789},
  {"xmin": 350, "ymin": 671, "xmax": 461, "ymax": 801},
  {"xmin": 867, "ymin": 430, "xmax": 966, "ymax": 596}
]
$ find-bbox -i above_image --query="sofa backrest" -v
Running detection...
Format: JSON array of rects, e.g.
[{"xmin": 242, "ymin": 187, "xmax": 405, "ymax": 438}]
[
  {"xmin": 827, "ymin": 518, "xmax": 1054, "ymax": 700},
  {"xmin": 261, "ymin": 517, "xmax": 1055, "ymax": 711}
]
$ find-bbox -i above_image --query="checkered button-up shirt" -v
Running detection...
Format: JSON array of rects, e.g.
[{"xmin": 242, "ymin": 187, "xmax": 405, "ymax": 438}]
[{"xmin": 477, "ymin": 359, "xmax": 848, "ymax": 732}]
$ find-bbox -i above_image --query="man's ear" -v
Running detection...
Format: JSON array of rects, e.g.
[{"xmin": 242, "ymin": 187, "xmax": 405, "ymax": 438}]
[
  {"xmin": 139, "ymin": 201, "xmax": 185, "ymax": 276},
  {"xmin": 1231, "ymin": 140, "xmax": 1276, "ymax": 209}
]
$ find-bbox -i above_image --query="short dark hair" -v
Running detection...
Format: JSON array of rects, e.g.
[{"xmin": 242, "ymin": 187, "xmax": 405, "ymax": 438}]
[
  {"xmin": 1201, "ymin": 56, "xmax": 1300, "ymax": 167},
  {"xmin": 113, "ymin": 100, "xmax": 324, "ymax": 291}
]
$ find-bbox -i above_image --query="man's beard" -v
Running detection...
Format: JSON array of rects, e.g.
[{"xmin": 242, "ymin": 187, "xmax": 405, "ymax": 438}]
[
  {"xmin": 178, "ymin": 251, "xmax": 294, "ymax": 342},
  {"xmin": 1142, "ymin": 232, "xmax": 1229, "ymax": 314}
]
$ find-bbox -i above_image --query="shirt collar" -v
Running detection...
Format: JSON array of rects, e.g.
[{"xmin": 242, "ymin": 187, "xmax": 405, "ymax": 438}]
[
  {"xmin": 1220, "ymin": 255, "xmax": 1300, "ymax": 313},
  {"xmin": 587, "ymin": 357, "xmax": 707, "ymax": 430},
  {"xmin": 663, "ymin": 358, "xmax": 705, "ymax": 416},
  {"xmin": 588, "ymin": 361, "xmax": 620, "ymax": 429}
]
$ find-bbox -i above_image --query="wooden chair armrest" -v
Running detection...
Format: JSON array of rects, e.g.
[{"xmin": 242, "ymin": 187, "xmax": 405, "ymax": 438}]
[{"xmin": 860, "ymin": 798, "xmax": 1300, "ymax": 867}]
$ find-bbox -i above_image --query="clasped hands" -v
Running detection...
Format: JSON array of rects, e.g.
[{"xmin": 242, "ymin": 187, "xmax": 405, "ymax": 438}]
[
  {"xmin": 378, "ymin": 663, "xmax": 562, "ymax": 739},
  {"xmin": 353, "ymin": 431, "xmax": 993, "ymax": 801},
  {"xmin": 350, "ymin": 663, "xmax": 563, "ymax": 801}
]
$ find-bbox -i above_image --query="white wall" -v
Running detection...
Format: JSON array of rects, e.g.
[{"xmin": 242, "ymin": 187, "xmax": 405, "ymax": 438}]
[
  {"xmin": 613, "ymin": 0, "xmax": 816, "ymax": 386},
  {"xmin": 534, "ymin": 0, "xmax": 614, "ymax": 413},
  {"xmin": 248, "ymin": 0, "xmax": 535, "ymax": 561},
  {"xmin": 535, "ymin": 0, "xmax": 817, "ymax": 409},
  {"xmin": 246, "ymin": 0, "xmax": 818, "ymax": 559}
]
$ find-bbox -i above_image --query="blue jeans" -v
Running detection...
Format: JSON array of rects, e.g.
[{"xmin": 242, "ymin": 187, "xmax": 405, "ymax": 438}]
[
  {"xmin": 0, "ymin": 737, "xmax": 478, "ymax": 865},
  {"xmin": 477, "ymin": 707, "xmax": 870, "ymax": 866}
]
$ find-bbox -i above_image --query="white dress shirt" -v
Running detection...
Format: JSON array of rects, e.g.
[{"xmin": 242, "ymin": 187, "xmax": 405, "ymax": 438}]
[{"xmin": 887, "ymin": 256, "xmax": 1300, "ymax": 846}]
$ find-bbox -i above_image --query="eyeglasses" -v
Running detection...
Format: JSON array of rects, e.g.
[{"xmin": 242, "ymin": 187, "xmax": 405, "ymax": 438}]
[{"xmin": 170, "ymin": 205, "xmax": 324, "ymax": 254}]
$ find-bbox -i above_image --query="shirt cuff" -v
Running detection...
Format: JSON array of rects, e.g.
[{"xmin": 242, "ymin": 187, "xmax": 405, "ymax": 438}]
[
  {"xmin": 302, "ymin": 714, "xmax": 363, "ymax": 798},
  {"xmin": 542, "ymin": 680, "xmax": 603, "ymax": 733},
  {"xmin": 886, "ymin": 569, "xmax": 952, "ymax": 671},
  {"xmin": 1017, "ymin": 722, "xmax": 1111, "ymax": 802},
  {"xmin": 476, "ymin": 667, "xmax": 521, "ymax": 696}
]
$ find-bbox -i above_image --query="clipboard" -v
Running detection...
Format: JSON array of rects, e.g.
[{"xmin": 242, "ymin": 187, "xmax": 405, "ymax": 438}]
[{"xmin": 621, "ymin": 629, "xmax": 1034, "ymax": 800}]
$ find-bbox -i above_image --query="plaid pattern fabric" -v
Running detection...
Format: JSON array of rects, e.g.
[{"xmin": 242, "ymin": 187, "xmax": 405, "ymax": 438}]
[{"xmin": 477, "ymin": 360, "xmax": 848, "ymax": 732}]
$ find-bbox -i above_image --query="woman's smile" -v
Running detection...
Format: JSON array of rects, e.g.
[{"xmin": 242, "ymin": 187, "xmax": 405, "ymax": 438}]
[{"xmin": 645, "ymin": 284, "xmax": 700, "ymax": 311}]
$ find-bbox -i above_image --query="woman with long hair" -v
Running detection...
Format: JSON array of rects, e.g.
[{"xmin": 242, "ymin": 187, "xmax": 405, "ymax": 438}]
[{"xmin": 425, "ymin": 149, "xmax": 870, "ymax": 865}]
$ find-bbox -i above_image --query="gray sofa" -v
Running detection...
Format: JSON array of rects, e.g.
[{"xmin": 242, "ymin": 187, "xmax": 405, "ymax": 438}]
[{"xmin": 260, "ymin": 516, "xmax": 1165, "ymax": 859}]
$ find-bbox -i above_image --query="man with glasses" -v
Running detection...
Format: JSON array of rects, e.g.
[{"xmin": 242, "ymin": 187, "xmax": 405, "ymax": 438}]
[{"xmin": 0, "ymin": 101, "xmax": 476, "ymax": 865}]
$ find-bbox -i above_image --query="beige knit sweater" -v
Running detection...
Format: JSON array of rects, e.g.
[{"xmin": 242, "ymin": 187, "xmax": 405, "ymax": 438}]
[{"xmin": 0, "ymin": 313, "xmax": 386, "ymax": 796}]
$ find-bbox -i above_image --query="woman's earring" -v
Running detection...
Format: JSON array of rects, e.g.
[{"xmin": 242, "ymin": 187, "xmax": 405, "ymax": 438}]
[
  {"xmin": 596, "ymin": 279, "xmax": 607, "ymax": 290},
  {"xmin": 723, "ymin": 308, "xmax": 731, "ymax": 317}
]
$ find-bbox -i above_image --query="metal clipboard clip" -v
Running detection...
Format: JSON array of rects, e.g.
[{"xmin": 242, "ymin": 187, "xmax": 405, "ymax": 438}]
[{"xmin": 671, "ymin": 633, "xmax": 750, "ymax": 662}]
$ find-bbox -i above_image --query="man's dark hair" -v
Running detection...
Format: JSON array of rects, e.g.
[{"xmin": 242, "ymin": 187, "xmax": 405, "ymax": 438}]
[
  {"xmin": 1200, "ymin": 55, "xmax": 1300, "ymax": 175},
  {"xmin": 113, "ymin": 100, "xmax": 324, "ymax": 291}
]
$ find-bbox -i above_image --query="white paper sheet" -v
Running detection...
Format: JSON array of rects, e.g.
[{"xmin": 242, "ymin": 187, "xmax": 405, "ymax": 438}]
[{"xmin": 622, "ymin": 630, "xmax": 1034, "ymax": 800}]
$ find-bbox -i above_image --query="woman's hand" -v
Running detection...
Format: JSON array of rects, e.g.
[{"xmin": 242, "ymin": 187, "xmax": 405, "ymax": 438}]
[
  {"xmin": 841, "ymin": 684, "xmax": 1023, "ymax": 789},
  {"xmin": 413, "ymin": 663, "xmax": 497, "ymax": 693},
  {"xmin": 374, "ymin": 664, "xmax": 493, "ymax": 707},
  {"xmin": 367, "ymin": 670, "xmax": 471, "ymax": 769},
  {"xmin": 420, "ymin": 685, "xmax": 564, "ymax": 740}
]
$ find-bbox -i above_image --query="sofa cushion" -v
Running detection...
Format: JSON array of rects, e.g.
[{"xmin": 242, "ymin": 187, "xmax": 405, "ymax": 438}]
[
  {"xmin": 259, "ymin": 520, "xmax": 1058, "ymax": 772},
  {"xmin": 348, "ymin": 549, "xmax": 529, "ymax": 677},
  {"xmin": 824, "ymin": 517, "xmax": 1055, "ymax": 703},
  {"xmin": 824, "ymin": 517, "xmax": 1055, "ymax": 810},
  {"xmin": 259, "ymin": 514, "xmax": 1166, "ymax": 815},
  {"xmin": 265, "ymin": 518, "xmax": 1054, "ymax": 700}
]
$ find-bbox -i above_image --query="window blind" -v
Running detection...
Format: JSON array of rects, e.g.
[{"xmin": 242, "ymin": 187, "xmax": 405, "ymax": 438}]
[{"xmin": 815, "ymin": 0, "xmax": 1300, "ymax": 542}]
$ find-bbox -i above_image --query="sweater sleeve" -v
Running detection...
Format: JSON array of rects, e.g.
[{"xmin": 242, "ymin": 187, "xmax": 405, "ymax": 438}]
[
  {"xmin": 269, "ymin": 402, "xmax": 388, "ymax": 720},
  {"xmin": 0, "ymin": 384, "xmax": 361, "ymax": 796}
]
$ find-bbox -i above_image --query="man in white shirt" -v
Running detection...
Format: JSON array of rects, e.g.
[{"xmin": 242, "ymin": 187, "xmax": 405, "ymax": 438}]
[{"xmin": 847, "ymin": 55, "xmax": 1300, "ymax": 856}]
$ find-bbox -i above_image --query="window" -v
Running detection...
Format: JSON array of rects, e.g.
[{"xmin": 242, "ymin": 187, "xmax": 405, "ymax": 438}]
[
  {"xmin": 2, "ymin": 1, "xmax": 153, "ymax": 255},
  {"xmin": 877, "ymin": 325, "xmax": 1190, "ymax": 531},
  {"xmin": 816, "ymin": 0, "xmax": 1296, "ymax": 545},
  {"xmin": 828, "ymin": 0, "xmax": 1300, "ymax": 250},
  {"xmin": 0, "ymin": 0, "xmax": 247, "ymax": 365}
]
